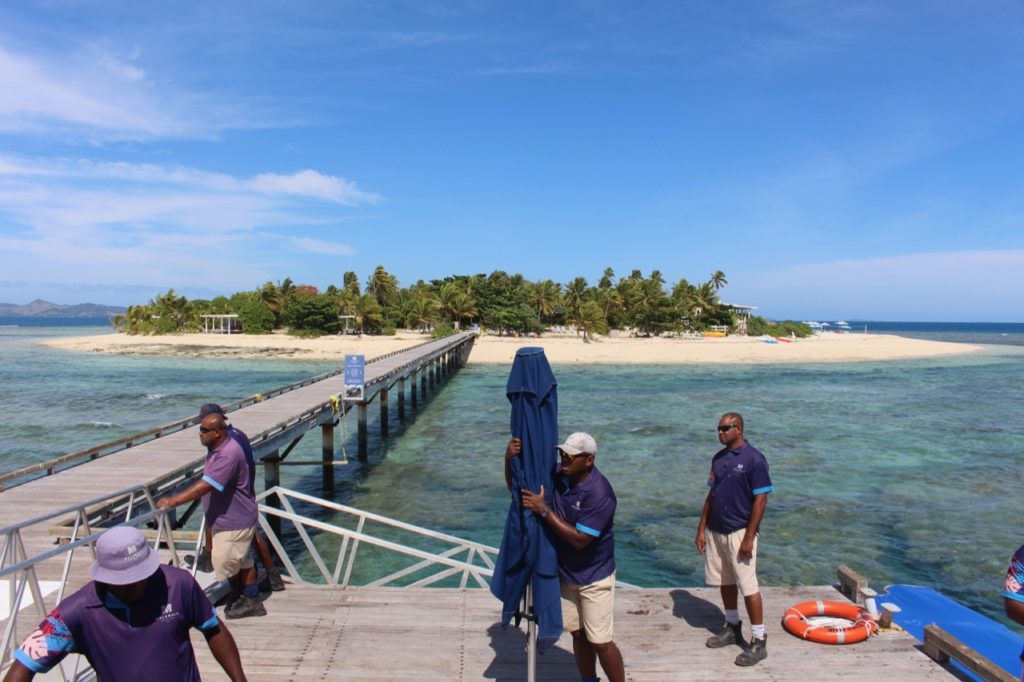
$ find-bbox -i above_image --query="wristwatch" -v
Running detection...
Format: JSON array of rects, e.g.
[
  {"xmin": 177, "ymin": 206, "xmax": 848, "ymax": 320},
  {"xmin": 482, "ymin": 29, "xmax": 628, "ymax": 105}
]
[{"xmin": 540, "ymin": 506, "xmax": 551, "ymax": 520}]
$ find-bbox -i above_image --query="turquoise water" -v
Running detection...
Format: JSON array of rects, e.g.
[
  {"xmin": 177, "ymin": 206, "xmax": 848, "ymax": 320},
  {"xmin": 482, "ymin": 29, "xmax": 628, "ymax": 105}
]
[{"xmin": 1, "ymin": 324, "xmax": 1023, "ymax": 627}]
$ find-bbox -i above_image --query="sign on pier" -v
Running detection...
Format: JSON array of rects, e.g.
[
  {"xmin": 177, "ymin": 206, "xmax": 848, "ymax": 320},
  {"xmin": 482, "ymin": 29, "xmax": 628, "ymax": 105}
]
[{"xmin": 344, "ymin": 354, "xmax": 365, "ymax": 401}]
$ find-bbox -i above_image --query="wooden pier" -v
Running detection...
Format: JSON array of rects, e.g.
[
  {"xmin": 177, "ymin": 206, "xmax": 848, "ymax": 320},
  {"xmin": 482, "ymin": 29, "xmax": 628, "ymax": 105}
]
[
  {"xmin": 188, "ymin": 584, "xmax": 964, "ymax": 681},
  {"xmin": 0, "ymin": 332, "xmax": 475, "ymax": 563}
]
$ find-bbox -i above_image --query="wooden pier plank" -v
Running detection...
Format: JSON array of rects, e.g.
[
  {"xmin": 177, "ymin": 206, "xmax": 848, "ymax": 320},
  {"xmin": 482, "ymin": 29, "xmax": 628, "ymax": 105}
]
[{"xmin": 185, "ymin": 585, "xmax": 961, "ymax": 682}]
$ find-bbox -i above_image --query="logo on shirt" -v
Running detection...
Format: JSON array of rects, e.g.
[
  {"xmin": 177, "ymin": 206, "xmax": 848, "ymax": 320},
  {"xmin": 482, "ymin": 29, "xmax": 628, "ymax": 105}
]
[
  {"xmin": 735, "ymin": 464, "xmax": 745, "ymax": 471},
  {"xmin": 158, "ymin": 602, "xmax": 180, "ymax": 622}
]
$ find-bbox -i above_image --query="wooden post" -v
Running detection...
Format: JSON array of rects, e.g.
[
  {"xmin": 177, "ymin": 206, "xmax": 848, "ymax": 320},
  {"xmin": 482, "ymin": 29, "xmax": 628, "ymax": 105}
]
[
  {"xmin": 420, "ymin": 366, "xmax": 427, "ymax": 400},
  {"xmin": 397, "ymin": 378, "xmax": 406, "ymax": 421},
  {"xmin": 358, "ymin": 403, "xmax": 368, "ymax": 460},
  {"xmin": 321, "ymin": 421, "xmax": 335, "ymax": 493},
  {"xmin": 263, "ymin": 450, "xmax": 282, "ymax": 537},
  {"xmin": 428, "ymin": 359, "xmax": 435, "ymax": 388},
  {"xmin": 379, "ymin": 387, "xmax": 389, "ymax": 438},
  {"xmin": 411, "ymin": 371, "xmax": 418, "ymax": 409}
]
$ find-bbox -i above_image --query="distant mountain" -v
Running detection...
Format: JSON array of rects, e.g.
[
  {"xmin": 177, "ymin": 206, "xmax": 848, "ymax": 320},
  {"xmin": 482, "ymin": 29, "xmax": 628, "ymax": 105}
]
[{"xmin": 0, "ymin": 299, "xmax": 126, "ymax": 318}]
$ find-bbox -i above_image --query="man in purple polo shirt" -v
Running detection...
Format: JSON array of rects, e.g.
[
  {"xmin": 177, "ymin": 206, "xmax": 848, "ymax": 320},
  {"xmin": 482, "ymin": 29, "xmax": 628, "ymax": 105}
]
[
  {"xmin": 517, "ymin": 432, "xmax": 626, "ymax": 682},
  {"xmin": 2, "ymin": 525, "xmax": 247, "ymax": 682},
  {"xmin": 695, "ymin": 412, "xmax": 773, "ymax": 667},
  {"xmin": 194, "ymin": 403, "xmax": 285, "ymax": 593},
  {"xmin": 157, "ymin": 413, "xmax": 265, "ymax": 619}
]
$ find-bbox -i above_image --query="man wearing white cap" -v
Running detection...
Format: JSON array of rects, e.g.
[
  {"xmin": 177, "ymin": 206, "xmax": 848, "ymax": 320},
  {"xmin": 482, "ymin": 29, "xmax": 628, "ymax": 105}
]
[
  {"xmin": 2, "ymin": 525, "xmax": 247, "ymax": 682},
  {"xmin": 515, "ymin": 432, "xmax": 626, "ymax": 682}
]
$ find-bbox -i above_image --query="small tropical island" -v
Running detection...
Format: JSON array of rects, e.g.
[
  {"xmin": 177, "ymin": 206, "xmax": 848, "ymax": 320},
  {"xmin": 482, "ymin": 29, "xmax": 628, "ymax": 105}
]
[{"xmin": 44, "ymin": 266, "xmax": 979, "ymax": 365}]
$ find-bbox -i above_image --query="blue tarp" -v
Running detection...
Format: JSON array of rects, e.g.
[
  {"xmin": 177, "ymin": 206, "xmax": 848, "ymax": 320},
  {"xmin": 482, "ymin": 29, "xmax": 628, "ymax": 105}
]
[
  {"xmin": 489, "ymin": 347, "xmax": 563, "ymax": 651},
  {"xmin": 881, "ymin": 584, "xmax": 1023, "ymax": 680}
]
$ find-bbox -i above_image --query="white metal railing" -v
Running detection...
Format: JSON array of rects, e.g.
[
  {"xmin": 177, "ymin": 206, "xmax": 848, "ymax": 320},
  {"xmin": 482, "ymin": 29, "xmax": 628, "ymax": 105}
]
[
  {"xmin": 256, "ymin": 486, "xmax": 497, "ymax": 589},
  {"xmin": 0, "ymin": 486, "xmax": 183, "ymax": 681}
]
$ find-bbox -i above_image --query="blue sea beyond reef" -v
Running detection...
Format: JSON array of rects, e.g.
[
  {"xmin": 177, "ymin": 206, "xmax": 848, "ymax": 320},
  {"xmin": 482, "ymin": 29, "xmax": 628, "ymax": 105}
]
[{"xmin": 1, "ymin": 318, "xmax": 1023, "ymax": 627}]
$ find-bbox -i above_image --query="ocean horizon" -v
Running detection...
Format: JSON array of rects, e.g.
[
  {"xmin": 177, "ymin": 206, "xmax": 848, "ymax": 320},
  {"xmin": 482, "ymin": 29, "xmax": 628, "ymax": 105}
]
[{"xmin": 1, "ymin": 321, "xmax": 1022, "ymax": 629}]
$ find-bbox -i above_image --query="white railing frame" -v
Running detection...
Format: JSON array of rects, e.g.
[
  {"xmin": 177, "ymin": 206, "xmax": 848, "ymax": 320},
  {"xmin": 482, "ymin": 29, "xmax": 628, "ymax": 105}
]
[
  {"xmin": 256, "ymin": 486, "xmax": 497, "ymax": 589},
  {"xmin": 0, "ymin": 486, "xmax": 182, "ymax": 681}
]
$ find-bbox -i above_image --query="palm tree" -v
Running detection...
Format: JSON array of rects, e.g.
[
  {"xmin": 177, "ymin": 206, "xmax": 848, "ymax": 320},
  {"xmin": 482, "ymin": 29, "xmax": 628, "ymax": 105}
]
[
  {"xmin": 405, "ymin": 294, "xmax": 441, "ymax": 332},
  {"xmin": 449, "ymin": 291, "xmax": 478, "ymax": 329},
  {"xmin": 353, "ymin": 294, "xmax": 383, "ymax": 334},
  {"xmin": 563, "ymin": 277, "xmax": 589, "ymax": 329},
  {"xmin": 598, "ymin": 267, "xmax": 616, "ymax": 290},
  {"xmin": 529, "ymin": 280, "xmax": 561, "ymax": 324},
  {"xmin": 709, "ymin": 270, "xmax": 728, "ymax": 290},
  {"xmin": 572, "ymin": 301, "xmax": 608, "ymax": 342},
  {"xmin": 366, "ymin": 265, "xmax": 398, "ymax": 307},
  {"xmin": 342, "ymin": 271, "xmax": 361, "ymax": 296}
]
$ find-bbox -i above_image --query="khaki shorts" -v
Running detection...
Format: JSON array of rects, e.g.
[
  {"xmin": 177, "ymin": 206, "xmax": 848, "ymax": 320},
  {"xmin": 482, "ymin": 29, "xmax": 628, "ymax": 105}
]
[
  {"xmin": 212, "ymin": 527, "xmax": 255, "ymax": 581},
  {"xmin": 561, "ymin": 572, "xmax": 616, "ymax": 644},
  {"xmin": 704, "ymin": 529, "xmax": 759, "ymax": 596}
]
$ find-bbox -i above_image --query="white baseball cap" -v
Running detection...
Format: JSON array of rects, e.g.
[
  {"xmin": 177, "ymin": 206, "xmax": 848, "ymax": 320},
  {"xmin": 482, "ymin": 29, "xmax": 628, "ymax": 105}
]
[{"xmin": 556, "ymin": 432, "xmax": 597, "ymax": 457}]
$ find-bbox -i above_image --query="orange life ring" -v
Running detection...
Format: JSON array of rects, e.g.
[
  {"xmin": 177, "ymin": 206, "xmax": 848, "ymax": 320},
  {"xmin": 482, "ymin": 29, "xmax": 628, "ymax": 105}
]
[{"xmin": 782, "ymin": 600, "xmax": 877, "ymax": 644}]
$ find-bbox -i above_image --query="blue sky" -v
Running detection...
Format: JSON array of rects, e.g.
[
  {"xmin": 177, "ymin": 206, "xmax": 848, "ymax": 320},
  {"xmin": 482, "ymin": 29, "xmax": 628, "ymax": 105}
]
[{"xmin": 0, "ymin": 1, "xmax": 1021, "ymax": 321}]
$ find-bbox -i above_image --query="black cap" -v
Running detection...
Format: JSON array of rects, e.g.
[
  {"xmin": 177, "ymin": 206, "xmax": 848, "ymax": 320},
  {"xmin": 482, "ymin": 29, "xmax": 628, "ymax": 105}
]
[{"xmin": 198, "ymin": 403, "xmax": 226, "ymax": 419}]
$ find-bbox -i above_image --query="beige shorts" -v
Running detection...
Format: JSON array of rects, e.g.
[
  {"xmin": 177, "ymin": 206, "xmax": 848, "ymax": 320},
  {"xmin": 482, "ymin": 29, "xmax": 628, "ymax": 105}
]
[
  {"xmin": 561, "ymin": 572, "xmax": 616, "ymax": 644},
  {"xmin": 704, "ymin": 529, "xmax": 760, "ymax": 596},
  {"xmin": 212, "ymin": 527, "xmax": 255, "ymax": 581}
]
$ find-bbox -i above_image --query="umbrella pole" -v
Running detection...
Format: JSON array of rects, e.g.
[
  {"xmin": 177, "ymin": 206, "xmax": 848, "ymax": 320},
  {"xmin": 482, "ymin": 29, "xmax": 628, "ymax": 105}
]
[{"xmin": 526, "ymin": 581, "xmax": 537, "ymax": 682}]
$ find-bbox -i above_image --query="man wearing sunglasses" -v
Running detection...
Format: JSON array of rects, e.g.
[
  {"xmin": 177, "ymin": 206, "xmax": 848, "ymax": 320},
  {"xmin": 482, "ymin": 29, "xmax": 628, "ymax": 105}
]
[
  {"xmin": 516, "ymin": 432, "xmax": 626, "ymax": 682},
  {"xmin": 157, "ymin": 413, "xmax": 265, "ymax": 619},
  {"xmin": 695, "ymin": 412, "xmax": 773, "ymax": 666}
]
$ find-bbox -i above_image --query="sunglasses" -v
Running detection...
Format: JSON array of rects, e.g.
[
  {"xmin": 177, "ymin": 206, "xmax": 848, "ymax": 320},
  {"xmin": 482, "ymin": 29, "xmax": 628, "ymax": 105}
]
[
  {"xmin": 717, "ymin": 424, "xmax": 738, "ymax": 433},
  {"xmin": 199, "ymin": 427, "xmax": 218, "ymax": 434},
  {"xmin": 559, "ymin": 450, "xmax": 591, "ymax": 460}
]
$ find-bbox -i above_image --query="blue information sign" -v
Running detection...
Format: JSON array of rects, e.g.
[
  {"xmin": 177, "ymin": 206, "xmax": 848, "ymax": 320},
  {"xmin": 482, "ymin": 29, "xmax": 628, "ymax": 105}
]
[{"xmin": 344, "ymin": 354, "xmax": 365, "ymax": 387}]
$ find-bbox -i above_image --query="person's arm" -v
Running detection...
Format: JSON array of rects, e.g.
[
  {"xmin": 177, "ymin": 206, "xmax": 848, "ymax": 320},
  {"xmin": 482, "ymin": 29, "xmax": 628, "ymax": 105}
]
[
  {"xmin": 156, "ymin": 479, "xmax": 213, "ymax": 509},
  {"xmin": 503, "ymin": 438, "xmax": 521, "ymax": 491},
  {"xmin": 2, "ymin": 661, "xmax": 34, "ymax": 682},
  {"xmin": 202, "ymin": 623, "xmax": 247, "ymax": 682},
  {"xmin": 695, "ymin": 488, "xmax": 713, "ymax": 554},
  {"xmin": 521, "ymin": 485, "xmax": 597, "ymax": 551},
  {"xmin": 737, "ymin": 493, "xmax": 767, "ymax": 561},
  {"xmin": 1006, "ymin": 597, "xmax": 1024, "ymax": 627}
]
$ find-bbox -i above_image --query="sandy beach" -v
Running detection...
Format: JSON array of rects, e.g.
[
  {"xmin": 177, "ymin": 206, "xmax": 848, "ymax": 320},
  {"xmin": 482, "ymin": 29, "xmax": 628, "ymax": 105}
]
[{"xmin": 42, "ymin": 330, "xmax": 981, "ymax": 364}]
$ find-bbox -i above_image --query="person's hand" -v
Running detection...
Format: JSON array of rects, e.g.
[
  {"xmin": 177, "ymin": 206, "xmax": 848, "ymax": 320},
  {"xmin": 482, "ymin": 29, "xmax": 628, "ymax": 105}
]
[
  {"xmin": 156, "ymin": 497, "xmax": 176, "ymax": 510},
  {"xmin": 695, "ymin": 529, "xmax": 706, "ymax": 554},
  {"xmin": 520, "ymin": 484, "xmax": 546, "ymax": 514},
  {"xmin": 505, "ymin": 437, "xmax": 522, "ymax": 462},
  {"xmin": 737, "ymin": 536, "xmax": 754, "ymax": 561}
]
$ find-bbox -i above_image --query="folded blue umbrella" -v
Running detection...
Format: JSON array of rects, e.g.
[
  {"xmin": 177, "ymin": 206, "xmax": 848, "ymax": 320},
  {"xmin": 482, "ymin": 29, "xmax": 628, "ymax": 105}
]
[{"xmin": 490, "ymin": 347, "xmax": 563, "ymax": 651}]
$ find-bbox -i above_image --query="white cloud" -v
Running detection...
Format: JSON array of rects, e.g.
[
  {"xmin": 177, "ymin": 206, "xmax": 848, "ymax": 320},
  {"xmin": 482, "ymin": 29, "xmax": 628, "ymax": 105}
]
[
  {"xmin": 0, "ymin": 154, "xmax": 376, "ymax": 297},
  {"xmin": 289, "ymin": 236, "xmax": 357, "ymax": 256},
  {"xmin": 249, "ymin": 169, "xmax": 381, "ymax": 205}
]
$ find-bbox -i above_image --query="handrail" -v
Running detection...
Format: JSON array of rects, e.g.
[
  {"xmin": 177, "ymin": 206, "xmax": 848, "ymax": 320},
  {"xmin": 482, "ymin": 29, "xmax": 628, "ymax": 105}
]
[
  {"xmin": 1, "ymin": 490, "xmax": 184, "ymax": 681},
  {"xmin": 255, "ymin": 485, "xmax": 496, "ymax": 589},
  {"xmin": 0, "ymin": 332, "xmax": 474, "ymax": 490}
]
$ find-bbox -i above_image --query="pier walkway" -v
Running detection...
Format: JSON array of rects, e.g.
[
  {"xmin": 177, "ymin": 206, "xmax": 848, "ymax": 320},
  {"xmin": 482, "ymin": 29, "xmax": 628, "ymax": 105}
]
[
  {"xmin": 0, "ymin": 332, "xmax": 475, "ymax": 564},
  {"xmin": 193, "ymin": 583, "xmax": 957, "ymax": 681}
]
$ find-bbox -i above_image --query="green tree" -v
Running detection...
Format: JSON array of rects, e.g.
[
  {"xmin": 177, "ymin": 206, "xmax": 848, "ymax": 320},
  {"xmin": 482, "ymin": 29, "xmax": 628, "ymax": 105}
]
[
  {"xmin": 283, "ymin": 294, "xmax": 340, "ymax": 336},
  {"xmin": 366, "ymin": 265, "xmax": 399, "ymax": 307}
]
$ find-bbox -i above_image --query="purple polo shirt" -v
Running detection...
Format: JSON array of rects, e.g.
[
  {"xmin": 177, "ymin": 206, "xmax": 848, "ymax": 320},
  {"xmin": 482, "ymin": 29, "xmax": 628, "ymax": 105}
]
[
  {"xmin": 202, "ymin": 434, "xmax": 257, "ymax": 531},
  {"xmin": 228, "ymin": 424, "xmax": 255, "ymax": 488},
  {"xmin": 552, "ymin": 466, "xmax": 617, "ymax": 585},
  {"xmin": 13, "ymin": 565, "xmax": 219, "ymax": 682},
  {"xmin": 1001, "ymin": 544, "xmax": 1024, "ymax": 660},
  {"xmin": 707, "ymin": 441, "xmax": 773, "ymax": 535}
]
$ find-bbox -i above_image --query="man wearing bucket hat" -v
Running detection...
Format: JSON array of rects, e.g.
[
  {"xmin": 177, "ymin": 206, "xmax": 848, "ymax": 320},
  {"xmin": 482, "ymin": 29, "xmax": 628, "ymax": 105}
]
[
  {"xmin": 516, "ymin": 431, "xmax": 626, "ymax": 682},
  {"xmin": 2, "ymin": 525, "xmax": 247, "ymax": 682}
]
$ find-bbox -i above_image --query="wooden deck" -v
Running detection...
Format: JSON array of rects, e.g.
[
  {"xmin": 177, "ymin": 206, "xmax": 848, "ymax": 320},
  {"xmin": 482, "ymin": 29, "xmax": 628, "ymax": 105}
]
[{"xmin": 188, "ymin": 584, "xmax": 963, "ymax": 681}]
